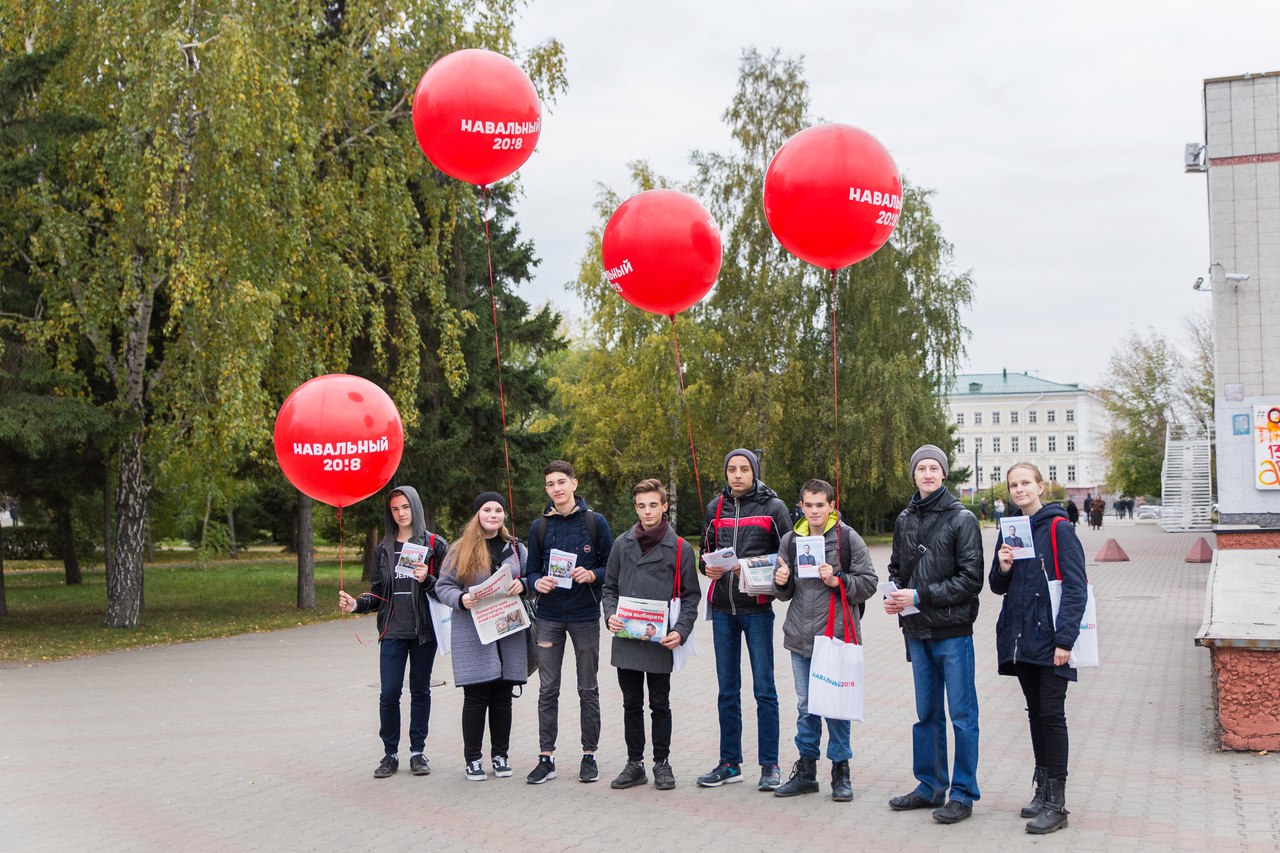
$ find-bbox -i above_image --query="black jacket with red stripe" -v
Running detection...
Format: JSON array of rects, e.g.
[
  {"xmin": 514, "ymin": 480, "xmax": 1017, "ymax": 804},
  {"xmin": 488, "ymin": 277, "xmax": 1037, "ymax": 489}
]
[{"xmin": 700, "ymin": 481, "xmax": 792, "ymax": 614}]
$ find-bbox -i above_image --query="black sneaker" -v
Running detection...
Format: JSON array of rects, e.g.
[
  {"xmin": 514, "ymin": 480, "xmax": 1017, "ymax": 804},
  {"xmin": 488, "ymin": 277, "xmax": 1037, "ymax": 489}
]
[
  {"xmin": 492, "ymin": 756, "xmax": 513, "ymax": 778},
  {"xmin": 579, "ymin": 754, "xmax": 599, "ymax": 783},
  {"xmin": 526, "ymin": 755, "xmax": 556, "ymax": 784},
  {"xmin": 373, "ymin": 755, "xmax": 398, "ymax": 779},
  {"xmin": 409, "ymin": 754, "xmax": 430, "ymax": 776},
  {"xmin": 932, "ymin": 800, "xmax": 974, "ymax": 824},
  {"xmin": 889, "ymin": 790, "xmax": 944, "ymax": 811},
  {"xmin": 465, "ymin": 759, "xmax": 486, "ymax": 781},
  {"xmin": 757, "ymin": 764, "xmax": 782, "ymax": 792},
  {"xmin": 653, "ymin": 760, "xmax": 676, "ymax": 790},
  {"xmin": 696, "ymin": 761, "xmax": 743, "ymax": 788},
  {"xmin": 611, "ymin": 760, "xmax": 648, "ymax": 789}
]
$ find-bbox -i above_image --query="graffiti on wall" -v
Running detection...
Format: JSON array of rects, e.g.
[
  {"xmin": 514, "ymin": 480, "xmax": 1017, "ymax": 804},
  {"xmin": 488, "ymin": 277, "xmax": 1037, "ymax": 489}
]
[{"xmin": 1256, "ymin": 404, "xmax": 1280, "ymax": 490}]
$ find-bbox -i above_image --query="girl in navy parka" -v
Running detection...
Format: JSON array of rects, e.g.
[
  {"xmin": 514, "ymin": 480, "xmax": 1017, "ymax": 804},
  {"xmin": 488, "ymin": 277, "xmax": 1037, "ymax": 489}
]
[{"xmin": 989, "ymin": 463, "xmax": 1088, "ymax": 836}]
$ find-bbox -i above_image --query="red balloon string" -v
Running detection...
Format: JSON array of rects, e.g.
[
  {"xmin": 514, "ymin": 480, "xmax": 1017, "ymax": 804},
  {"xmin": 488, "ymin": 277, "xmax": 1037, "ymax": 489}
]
[
  {"xmin": 337, "ymin": 505, "xmax": 344, "ymax": 591},
  {"xmin": 481, "ymin": 185, "xmax": 517, "ymax": 523},
  {"xmin": 830, "ymin": 269, "xmax": 843, "ymax": 570},
  {"xmin": 341, "ymin": 503, "xmax": 393, "ymax": 645},
  {"xmin": 669, "ymin": 314, "xmax": 705, "ymax": 514}
]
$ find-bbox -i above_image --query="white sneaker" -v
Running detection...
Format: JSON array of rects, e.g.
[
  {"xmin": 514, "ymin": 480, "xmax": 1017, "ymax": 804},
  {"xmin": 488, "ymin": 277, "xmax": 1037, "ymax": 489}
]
[{"xmin": 465, "ymin": 760, "xmax": 486, "ymax": 781}]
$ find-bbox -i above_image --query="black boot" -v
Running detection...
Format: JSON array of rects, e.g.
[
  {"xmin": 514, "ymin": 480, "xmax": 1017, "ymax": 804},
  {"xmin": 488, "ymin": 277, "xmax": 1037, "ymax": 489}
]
[
  {"xmin": 830, "ymin": 760, "xmax": 852, "ymax": 802},
  {"xmin": 1026, "ymin": 778, "xmax": 1069, "ymax": 834},
  {"xmin": 1020, "ymin": 767, "xmax": 1047, "ymax": 818},
  {"xmin": 773, "ymin": 758, "xmax": 819, "ymax": 797}
]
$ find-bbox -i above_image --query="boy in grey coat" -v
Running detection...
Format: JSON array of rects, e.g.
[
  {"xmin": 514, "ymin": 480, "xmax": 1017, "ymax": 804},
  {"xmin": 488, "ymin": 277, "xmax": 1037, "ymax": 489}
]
[
  {"xmin": 771, "ymin": 479, "xmax": 877, "ymax": 802},
  {"xmin": 602, "ymin": 478, "xmax": 701, "ymax": 791}
]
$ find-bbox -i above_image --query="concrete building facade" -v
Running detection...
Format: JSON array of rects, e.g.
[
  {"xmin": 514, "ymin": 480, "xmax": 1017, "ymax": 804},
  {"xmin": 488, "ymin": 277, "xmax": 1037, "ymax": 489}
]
[
  {"xmin": 943, "ymin": 370, "xmax": 1110, "ymax": 500},
  {"xmin": 1199, "ymin": 71, "xmax": 1280, "ymax": 526}
]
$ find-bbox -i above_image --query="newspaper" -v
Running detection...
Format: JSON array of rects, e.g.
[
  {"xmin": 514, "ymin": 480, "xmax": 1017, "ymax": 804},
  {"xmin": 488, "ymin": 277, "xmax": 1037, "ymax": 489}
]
[
  {"xmin": 702, "ymin": 547, "xmax": 738, "ymax": 571},
  {"xmin": 472, "ymin": 594, "xmax": 530, "ymax": 645},
  {"xmin": 547, "ymin": 548, "xmax": 576, "ymax": 589},
  {"xmin": 1001, "ymin": 516, "xmax": 1036, "ymax": 560},
  {"xmin": 615, "ymin": 595, "xmax": 668, "ymax": 643},
  {"xmin": 794, "ymin": 535, "xmax": 824, "ymax": 579},
  {"xmin": 396, "ymin": 542, "xmax": 431, "ymax": 579},
  {"xmin": 469, "ymin": 567, "xmax": 513, "ymax": 601},
  {"xmin": 738, "ymin": 554, "xmax": 778, "ymax": 596}
]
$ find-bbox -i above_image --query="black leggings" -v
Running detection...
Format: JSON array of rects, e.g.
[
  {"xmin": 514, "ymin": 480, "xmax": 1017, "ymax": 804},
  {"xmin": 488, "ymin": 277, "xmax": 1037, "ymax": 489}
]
[
  {"xmin": 462, "ymin": 680, "xmax": 515, "ymax": 763},
  {"xmin": 1014, "ymin": 662, "xmax": 1069, "ymax": 779},
  {"xmin": 618, "ymin": 668, "xmax": 672, "ymax": 763}
]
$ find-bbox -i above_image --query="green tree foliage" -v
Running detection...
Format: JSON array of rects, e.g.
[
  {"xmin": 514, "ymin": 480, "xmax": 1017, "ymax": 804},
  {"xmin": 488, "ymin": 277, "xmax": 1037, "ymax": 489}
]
[
  {"xmin": 555, "ymin": 49, "xmax": 972, "ymax": 533},
  {"xmin": 6, "ymin": 2, "xmax": 564, "ymax": 626},
  {"xmin": 1100, "ymin": 316, "xmax": 1214, "ymax": 498}
]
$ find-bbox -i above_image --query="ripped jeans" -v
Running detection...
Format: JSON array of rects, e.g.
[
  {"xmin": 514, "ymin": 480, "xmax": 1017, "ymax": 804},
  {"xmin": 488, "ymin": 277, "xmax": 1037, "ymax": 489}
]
[{"xmin": 535, "ymin": 618, "xmax": 601, "ymax": 753}]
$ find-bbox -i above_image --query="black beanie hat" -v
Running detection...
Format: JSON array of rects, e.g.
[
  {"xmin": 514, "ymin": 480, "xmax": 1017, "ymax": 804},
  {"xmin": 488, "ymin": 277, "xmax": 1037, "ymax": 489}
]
[{"xmin": 470, "ymin": 491, "xmax": 509, "ymax": 516}]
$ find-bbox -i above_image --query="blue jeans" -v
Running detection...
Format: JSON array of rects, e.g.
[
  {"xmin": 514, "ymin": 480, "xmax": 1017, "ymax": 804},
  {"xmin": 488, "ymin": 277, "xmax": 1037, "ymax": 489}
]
[
  {"xmin": 790, "ymin": 652, "xmax": 852, "ymax": 762},
  {"xmin": 379, "ymin": 636, "xmax": 437, "ymax": 755},
  {"xmin": 906, "ymin": 635, "xmax": 980, "ymax": 804},
  {"xmin": 712, "ymin": 609, "xmax": 779, "ymax": 766}
]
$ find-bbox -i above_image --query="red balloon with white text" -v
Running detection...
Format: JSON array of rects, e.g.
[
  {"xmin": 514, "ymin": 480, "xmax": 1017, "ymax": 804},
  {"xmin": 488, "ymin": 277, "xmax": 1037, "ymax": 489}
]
[
  {"xmin": 411, "ymin": 49, "xmax": 541, "ymax": 186},
  {"xmin": 273, "ymin": 375, "xmax": 404, "ymax": 508},
  {"xmin": 763, "ymin": 124, "xmax": 903, "ymax": 270},
  {"xmin": 600, "ymin": 189, "xmax": 722, "ymax": 316}
]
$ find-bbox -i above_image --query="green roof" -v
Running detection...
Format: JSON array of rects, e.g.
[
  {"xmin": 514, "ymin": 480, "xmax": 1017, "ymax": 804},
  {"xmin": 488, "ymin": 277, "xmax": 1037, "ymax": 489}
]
[{"xmin": 945, "ymin": 372, "xmax": 1081, "ymax": 397}]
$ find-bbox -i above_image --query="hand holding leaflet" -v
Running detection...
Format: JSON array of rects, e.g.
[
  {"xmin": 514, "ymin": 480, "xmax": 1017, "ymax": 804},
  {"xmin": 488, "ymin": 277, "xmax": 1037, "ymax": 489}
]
[{"xmin": 879, "ymin": 580, "xmax": 919, "ymax": 615}]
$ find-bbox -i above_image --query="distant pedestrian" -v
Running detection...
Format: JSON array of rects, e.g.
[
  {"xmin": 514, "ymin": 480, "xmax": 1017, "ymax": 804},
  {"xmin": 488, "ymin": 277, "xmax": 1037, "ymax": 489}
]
[
  {"xmin": 1082, "ymin": 495, "xmax": 1093, "ymax": 518},
  {"xmin": 1065, "ymin": 500, "xmax": 1079, "ymax": 528},
  {"xmin": 994, "ymin": 498, "xmax": 1005, "ymax": 525},
  {"xmin": 1088, "ymin": 499, "xmax": 1104, "ymax": 530},
  {"xmin": 980, "ymin": 499, "xmax": 989, "ymax": 521}
]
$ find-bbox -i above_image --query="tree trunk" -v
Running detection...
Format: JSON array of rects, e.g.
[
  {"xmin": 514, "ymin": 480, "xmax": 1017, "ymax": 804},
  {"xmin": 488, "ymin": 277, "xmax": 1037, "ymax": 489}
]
[
  {"xmin": 296, "ymin": 492, "xmax": 315, "ymax": 609},
  {"xmin": 362, "ymin": 523, "xmax": 377, "ymax": 582},
  {"xmin": 105, "ymin": 427, "xmax": 150, "ymax": 628},
  {"xmin": 200, "ymin": 492, "xmax": 212, "ymax": 552},
  {"xmin": 226, "ymin": 506, "xmax": 238, "ymax": 558},
  {"xmin": 58, "ymin": 507, "xmax": 82, "ymax": 585}
]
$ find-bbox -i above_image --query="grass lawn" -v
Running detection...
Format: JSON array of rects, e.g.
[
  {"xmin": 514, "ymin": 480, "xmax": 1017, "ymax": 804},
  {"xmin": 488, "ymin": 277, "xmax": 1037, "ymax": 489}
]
[{"xmin": 0, "ymin": 550, "xmax": 353, "ymax": 663}]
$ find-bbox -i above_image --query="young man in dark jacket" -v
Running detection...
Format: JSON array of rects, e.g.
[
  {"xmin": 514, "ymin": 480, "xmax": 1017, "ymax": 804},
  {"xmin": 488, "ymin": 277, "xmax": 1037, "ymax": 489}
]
[
  {"xmin": 523, "ymin": 461, "xmax": 614, "ymax": 785},
  {"xmin": 771, "ymin": 479, "xmax": 878, "ymax": 803},
  {"xmin": 697, "ymin": 448, "xmax": 792, "ymax": 791},
  {"xmin": 884, "ymin": 445, "xmax": 984, "ymax": 824}
]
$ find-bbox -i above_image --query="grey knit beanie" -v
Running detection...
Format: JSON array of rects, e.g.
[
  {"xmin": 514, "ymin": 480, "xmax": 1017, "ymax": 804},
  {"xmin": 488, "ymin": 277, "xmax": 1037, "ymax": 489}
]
[{"xmin": 909, "ymin": 444, "xmax": 949, "ymax": 478}]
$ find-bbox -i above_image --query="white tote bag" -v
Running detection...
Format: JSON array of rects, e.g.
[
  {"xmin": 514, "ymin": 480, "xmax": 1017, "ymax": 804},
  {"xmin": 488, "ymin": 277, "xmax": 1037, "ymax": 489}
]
[
  {"xmin": 1046, "ymin": 519, "xmax": 1098, "ymax": 669},
  {"xmin": 427, "ymin": 594, "xmax": 452, "ymax": 656},
  {"xmin": 670, "ymin": 539, "xmax": 698, "ymax": 673},
  {"xmin": 806, "ymin": 581, "xmax": 864, "ymax": 722}
]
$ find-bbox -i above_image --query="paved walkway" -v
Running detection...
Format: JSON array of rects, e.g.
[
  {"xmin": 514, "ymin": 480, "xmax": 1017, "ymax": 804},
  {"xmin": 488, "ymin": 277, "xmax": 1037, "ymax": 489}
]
[{"xmin": 4, "ymin": 522, "xmax": 1279, "ymax": 852}]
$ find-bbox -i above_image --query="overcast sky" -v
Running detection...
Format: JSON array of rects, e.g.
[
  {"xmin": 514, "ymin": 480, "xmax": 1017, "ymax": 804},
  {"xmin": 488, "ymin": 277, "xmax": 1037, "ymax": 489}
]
[{"xmin": 504, "ymin": 1, "xmax": 1280, "ymax": 387}]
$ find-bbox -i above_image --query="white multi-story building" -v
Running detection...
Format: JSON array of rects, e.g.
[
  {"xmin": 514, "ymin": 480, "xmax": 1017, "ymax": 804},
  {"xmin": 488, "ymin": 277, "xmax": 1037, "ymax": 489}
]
[{"xmin": 943, "ymin": 371, "xmax": 1110, "ymax": 499}]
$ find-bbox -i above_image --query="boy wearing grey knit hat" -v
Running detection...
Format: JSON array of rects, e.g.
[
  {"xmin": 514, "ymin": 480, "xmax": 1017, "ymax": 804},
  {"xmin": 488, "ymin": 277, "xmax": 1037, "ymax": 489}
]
[{"xmin": 884, "ymin": 443, "xmax": 984, "ymax": 825}]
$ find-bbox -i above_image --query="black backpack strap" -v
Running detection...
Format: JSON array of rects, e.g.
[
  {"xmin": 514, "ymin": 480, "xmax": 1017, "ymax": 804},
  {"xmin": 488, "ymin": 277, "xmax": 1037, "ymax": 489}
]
[
  {"xmin": 585, "ymin": 510, "xmax": 600, "ymax": 558},
  {"xmin": 534, "ymin": 517, "xmax": 547, "ymax": 554}
]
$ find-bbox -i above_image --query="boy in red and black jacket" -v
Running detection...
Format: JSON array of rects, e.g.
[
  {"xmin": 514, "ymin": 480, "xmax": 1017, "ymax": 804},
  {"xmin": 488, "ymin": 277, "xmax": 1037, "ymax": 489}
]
[{"xmin": 696, "ymin": 448, "xmax": 792, "ymax": 792}]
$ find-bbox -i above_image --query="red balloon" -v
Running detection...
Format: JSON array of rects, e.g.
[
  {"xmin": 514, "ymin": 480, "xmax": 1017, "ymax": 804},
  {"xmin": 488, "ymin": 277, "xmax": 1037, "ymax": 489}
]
[
  {"xmin": 273, "ymin": 375, "xmax": 405, "ymax": 508},
  {"xmin": 763, "ymin": 124, "xmax": 903, "ymax": 270},
  {"xmin": 600, "ymin": 190, "xmax": 722, "ymax": 316},
  {"xmin": 411, "ymin": 49, "xmax": 541, "ymax": 186}
]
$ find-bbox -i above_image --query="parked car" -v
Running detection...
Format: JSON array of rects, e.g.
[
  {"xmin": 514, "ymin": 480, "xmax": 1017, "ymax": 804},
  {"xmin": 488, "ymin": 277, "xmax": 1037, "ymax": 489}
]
[{"xmin": 1135, "ymin": 504, "xmax": 1163, "ymax": 520}]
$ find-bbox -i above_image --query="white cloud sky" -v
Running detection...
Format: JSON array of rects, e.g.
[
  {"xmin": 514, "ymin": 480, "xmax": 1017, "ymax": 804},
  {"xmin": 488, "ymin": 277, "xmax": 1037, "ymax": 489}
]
[{"xmin": 501, "ymin": 0, "xmax": 1280, "ymax": 386}]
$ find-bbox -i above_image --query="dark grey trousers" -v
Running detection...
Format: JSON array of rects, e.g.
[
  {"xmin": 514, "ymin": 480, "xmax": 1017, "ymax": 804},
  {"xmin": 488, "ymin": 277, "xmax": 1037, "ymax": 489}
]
[{"xmin": 535, "ymin": 618, "xmax": 601, "ymax": 753}]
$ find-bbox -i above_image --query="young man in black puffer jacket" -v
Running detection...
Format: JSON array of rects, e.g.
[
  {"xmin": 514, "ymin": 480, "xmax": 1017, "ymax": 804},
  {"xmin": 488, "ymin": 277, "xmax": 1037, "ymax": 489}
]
[
  {"xmin": 884, "ymin": 444, "xmax": 984, "ymax": 825},
  {"xmin": 696, "ymin": 448, "xmax": 793, "ymax": 792}
]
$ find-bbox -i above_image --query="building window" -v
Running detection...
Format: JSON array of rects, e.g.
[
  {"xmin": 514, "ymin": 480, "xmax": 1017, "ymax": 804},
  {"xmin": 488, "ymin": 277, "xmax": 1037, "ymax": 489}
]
[
  {"xmin": 976, "ymin": 468, "xmax": 984, "ymax": 485},
  {"xmin": 1011, "ymin": 436, "xmax": 1020, "ymax": 453},
  {"xmin": 1048, "ymin": 464, "xmax": 1058, "ymax": 482},
  {"xmin": 956, "ymin": 412, "xmax": 965, "ymax": 426},
  {"xmin": 1066, "ymin": 409, "xmax": 1075, "ymax": 423},
  {"xmin": 1048, "ymin": 435, "xmax": 1057, "ymax": 452},
  {"xmin": 1047, "ymin": 409, "xmax": 1057, "ymax": 423},
  {"xmin": 1028, "ymin": 410, "xmax": 1038, "ymax": 424},
  {"xmin": 1067, "ymin": 464, "xmax": 1077, "ymax": 482},
  {"xmin": 1029, "ymin": 436, "xmax": 1038, "ymax": 452},
  {"xmin": 975, "ymin": 437, "xmax": 983, "ymax": 453},
  {"xmin": 974, "ymin": 412, "xmax": 983, "ymax": 426},
  {"xmin": 991, "ymin": 411, "xmax": 1000, "ymax": 425},
  {"xmin": 957, "ymin": 438, "xmax": 965, "ymax": 455},
  {"xmin": 992, "ymin": 437, "xmax": 1001, "ymax": 453},
  {"xmin": 1066, "ymin": 434, "xmax": 1076, "ymax": 452},
  {"xmin": 1010, "ymin": 411, "xmax": 1019, "ymax": 424},
  {"xmin": 992, "ymin": 465, "xmax": 1002, "ymax": 484}
]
